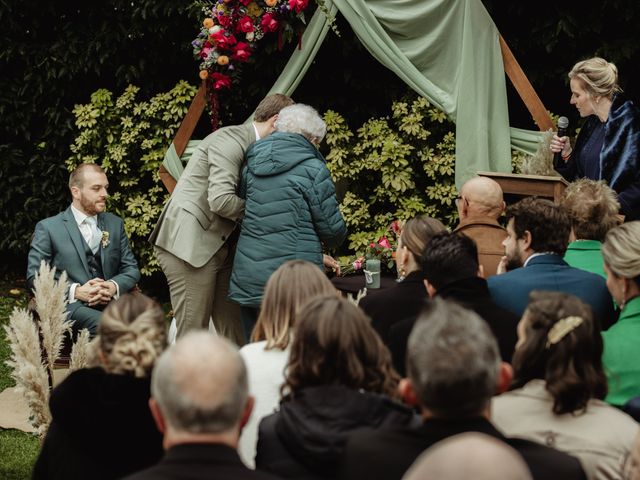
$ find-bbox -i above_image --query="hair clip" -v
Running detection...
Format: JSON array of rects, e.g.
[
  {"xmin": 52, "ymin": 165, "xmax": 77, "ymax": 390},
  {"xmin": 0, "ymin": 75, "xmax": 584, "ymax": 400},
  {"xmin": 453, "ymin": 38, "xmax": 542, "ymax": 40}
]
[{"xmin": 546, "ymin": 316, "xmax": 583, "ymax": 349}]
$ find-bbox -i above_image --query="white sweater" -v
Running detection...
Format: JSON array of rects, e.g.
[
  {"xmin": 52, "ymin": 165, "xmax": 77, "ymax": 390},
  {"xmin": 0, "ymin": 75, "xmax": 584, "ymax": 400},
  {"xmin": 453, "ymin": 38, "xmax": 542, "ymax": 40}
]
[{"xmin": 238, "ymin": 341, "xmax": 290, "ymax": 468}]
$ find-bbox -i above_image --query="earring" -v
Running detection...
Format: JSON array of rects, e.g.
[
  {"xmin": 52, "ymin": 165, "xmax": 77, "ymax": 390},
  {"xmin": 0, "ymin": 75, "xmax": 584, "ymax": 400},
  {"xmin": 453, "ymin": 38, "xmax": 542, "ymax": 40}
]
[{"xmin": 398, "ymin": 263, "xmax": 407, "ymax": 280}]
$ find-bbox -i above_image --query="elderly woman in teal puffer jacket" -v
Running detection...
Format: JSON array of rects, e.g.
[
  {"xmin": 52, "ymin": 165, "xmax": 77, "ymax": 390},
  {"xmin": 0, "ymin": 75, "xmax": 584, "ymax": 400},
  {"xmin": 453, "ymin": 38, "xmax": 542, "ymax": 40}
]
[{"xmin": 229, "ymin": 103, "xmax": 347, "ymax": 338}]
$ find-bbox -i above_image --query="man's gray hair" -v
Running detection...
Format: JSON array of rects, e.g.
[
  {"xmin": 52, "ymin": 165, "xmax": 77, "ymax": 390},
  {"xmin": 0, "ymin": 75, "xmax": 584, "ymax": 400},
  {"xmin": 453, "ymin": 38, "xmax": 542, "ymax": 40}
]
[
  {"xmin": 151, "ymin": 331, "xmax": 248, "ymax": 434},
  {"xmin": 407, "ymin": 298, "xmax": 501, "ymax": 418},
  {"xmin": 275, "ymin": 103, "xmax": 327, "ymax": 143}
]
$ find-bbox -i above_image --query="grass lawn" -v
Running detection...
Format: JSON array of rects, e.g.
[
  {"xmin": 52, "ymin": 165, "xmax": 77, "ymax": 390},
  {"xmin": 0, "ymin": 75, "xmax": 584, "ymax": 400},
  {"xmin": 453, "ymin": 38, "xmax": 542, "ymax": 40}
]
[{"xmin": 0, "ymin": 278, "xmax": 40, "ymax": 480}]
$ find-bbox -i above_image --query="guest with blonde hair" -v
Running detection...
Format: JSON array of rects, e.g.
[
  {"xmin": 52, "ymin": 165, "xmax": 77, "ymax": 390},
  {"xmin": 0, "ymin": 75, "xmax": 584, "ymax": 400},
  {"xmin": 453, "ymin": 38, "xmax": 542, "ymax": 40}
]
[
  {"xmin": 551, "ymin": 57, "xmax": 640, "ymax": 220},
  {"xmin": 32, "ymin": 293, "xmax": 167, "ymax": 480},
  {"xmin": 492, "ymin": 291, "xmax": 638, "ymax": 480},
  {"xmin": 601, "ymin": 221, "xmax": 640, "ymax": 405},
  {"xmin": 561, "ymin": 178, "xmax": 620, "ymax": 278},
  {"xmin": 238, "ymin": 260, "xmax": 337, "ymax": 467}
]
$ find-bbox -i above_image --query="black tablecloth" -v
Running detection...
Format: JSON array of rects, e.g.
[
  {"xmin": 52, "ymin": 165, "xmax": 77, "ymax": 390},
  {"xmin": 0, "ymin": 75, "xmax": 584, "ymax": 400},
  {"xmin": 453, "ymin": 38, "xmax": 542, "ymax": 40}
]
[{"xmin": 331, "ymin": 273, "xmax": 397, "ymax": 295}]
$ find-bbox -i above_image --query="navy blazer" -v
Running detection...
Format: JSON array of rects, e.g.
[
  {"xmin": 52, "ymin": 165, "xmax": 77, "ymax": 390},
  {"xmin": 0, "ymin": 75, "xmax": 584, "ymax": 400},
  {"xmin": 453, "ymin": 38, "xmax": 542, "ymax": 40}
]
[{"xmin": 487, "ymin": 254, "xmax": 616, "ymax": 329}]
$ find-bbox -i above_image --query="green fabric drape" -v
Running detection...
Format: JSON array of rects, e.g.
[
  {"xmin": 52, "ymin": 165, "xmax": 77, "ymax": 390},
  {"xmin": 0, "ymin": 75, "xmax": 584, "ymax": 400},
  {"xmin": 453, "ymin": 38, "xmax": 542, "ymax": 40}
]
[
  {"xmin": 162, "ymin": 140, "xmax": 201, "ymax": 180},
  {"xmin": 166, "ymin": 0, "xmax": 544, "ymax": 187}
]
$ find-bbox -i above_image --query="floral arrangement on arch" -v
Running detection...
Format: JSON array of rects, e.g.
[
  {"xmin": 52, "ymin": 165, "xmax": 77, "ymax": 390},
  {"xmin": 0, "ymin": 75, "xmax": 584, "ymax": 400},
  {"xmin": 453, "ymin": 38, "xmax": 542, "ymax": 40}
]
[
  {"xmin": 192, "ymin": 0, "xmax": 310, "ymax": 89},
  {"xmin": 338, "ymin": 220, "xmax": 403, "ymax": 276}
]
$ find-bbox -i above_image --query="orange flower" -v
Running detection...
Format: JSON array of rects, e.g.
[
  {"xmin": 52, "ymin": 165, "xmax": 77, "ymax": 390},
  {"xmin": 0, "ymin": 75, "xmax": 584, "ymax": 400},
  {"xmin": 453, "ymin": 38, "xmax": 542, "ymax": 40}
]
[
  {"xmin": 203, "ymin": 17, "xmax": 214, "ymax": 29},
  {"xmin": 199, "ymin": 70, "xmax": 209, "ymax": 80},
  {"xmin": 265, "ymin": 0, "xmax": 277, "ymax": 5},
  {"xmin": 217, "ymin": 55, "xmax": 229, "ymax": 65}
]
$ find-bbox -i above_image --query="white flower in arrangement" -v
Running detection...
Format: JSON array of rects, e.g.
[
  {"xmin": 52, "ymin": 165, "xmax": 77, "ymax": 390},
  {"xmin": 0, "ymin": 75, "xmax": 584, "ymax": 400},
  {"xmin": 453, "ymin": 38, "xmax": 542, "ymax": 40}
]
[
  {"xmin": 209, "ymin": 25, "xmax": 221, "ymax": 35},
  {"xmin": 246, "ymin": 31, "xmax": 255, "ymax": 41}
]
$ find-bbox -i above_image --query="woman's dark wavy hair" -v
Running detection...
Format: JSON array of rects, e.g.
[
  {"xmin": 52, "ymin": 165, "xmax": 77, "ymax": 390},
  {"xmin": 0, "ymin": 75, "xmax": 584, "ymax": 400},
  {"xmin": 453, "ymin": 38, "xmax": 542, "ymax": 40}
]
[
  {"xmin": 282, "ymin": 295, "xmax": 400, "ymax": 398},
  {"xmin": 511, "ymin": 291, "xmax": 608, "ymax": 414}
]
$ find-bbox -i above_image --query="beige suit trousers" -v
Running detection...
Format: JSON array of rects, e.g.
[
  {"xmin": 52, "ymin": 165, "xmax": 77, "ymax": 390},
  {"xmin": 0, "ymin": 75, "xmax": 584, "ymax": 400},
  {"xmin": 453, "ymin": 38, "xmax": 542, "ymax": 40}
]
[{"xmin": 154, "ymin": 245, "xmax": 244, "ymax": 345}]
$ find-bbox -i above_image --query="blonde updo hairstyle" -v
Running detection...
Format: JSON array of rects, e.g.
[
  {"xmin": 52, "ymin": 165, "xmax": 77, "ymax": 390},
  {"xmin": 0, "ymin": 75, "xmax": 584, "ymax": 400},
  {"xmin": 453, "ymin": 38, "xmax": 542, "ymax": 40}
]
[
  {"xmin": 568, "ymin": 57, "xmax": 622, "ymax": 99},
  {"xmin": 97, "ymin": 293, "xmax": 167, "ymax": 378},
  {"xmin": 601, "ymin": 221, "xmax": 640, "ymax": 285}
]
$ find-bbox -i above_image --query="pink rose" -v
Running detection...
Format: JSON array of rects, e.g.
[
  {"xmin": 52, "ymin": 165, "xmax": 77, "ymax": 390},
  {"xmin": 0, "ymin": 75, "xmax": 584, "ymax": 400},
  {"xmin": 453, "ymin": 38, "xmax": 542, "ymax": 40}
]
[
  {"xmin": 237, "ymin": 15, "xmax": 254, "ymax": 33},
  {"xmin": 211, "ymin": 72, "xmax": 232, "ymax": 90},
  {"xmin": 377, "ymin": 236, "xmax": 391, "ymax": 249},
  {"xmin": 200, "ymin": 47, "xmax": 212, "ymax": 59},
  {"xmin": 261, "ymin": 13, "xmax": 279, "ymax": 33},
  {"xmin": 288, "ymin": 0, "xmax": 308, "ymax": 14},
  {"xmin": 353, "ymin": 260, "xmax": 362, "ymax": 270}
]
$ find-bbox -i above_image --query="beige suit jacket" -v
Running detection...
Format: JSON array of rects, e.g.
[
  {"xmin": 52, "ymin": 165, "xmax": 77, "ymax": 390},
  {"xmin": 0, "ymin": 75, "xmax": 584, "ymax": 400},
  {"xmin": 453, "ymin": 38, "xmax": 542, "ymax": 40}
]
[{"xmin": 150, "ymin": 123, "xmax": 255, "ymax": 268}]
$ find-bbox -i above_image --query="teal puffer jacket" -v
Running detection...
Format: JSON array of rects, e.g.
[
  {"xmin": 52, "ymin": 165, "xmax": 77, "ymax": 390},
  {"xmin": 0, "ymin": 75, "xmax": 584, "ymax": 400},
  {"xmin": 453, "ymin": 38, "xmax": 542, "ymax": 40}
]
[{"xmin": 229, "ymin": 132, "xmax": 347, "ymax": 307}]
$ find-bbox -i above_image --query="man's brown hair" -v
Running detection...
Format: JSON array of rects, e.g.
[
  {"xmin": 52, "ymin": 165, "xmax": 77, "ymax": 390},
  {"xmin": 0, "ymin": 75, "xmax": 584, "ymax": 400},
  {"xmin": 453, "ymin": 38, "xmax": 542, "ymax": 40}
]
[
  {"xmin": 69, "ymin": 163, "xmax": 105, "ymax": 189},
  {"xmin": 560, "ymin": 179, "xmax": 620, "ymax": 241},
  {"xmin": 505, "ymin": 197, "xmax": 571, "ymax": 256},
  {"xmin": 253, "ymin": 93, "xmax": 294, "ymax": 122}
]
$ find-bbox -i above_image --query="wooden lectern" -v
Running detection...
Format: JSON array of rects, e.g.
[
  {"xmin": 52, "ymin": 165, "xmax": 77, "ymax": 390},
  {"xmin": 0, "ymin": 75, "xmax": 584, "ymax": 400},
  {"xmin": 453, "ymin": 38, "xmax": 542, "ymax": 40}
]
[{"xmin": 477, "ymin": 171, "xmax": 569, "ymax": 204}]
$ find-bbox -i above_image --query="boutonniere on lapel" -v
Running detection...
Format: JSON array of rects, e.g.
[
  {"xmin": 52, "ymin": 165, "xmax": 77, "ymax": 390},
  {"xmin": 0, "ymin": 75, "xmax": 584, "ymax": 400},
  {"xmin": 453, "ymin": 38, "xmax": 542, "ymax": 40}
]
[{"xmin": 101, "ymin": 231, "xmax": 110, "ymax": 249}]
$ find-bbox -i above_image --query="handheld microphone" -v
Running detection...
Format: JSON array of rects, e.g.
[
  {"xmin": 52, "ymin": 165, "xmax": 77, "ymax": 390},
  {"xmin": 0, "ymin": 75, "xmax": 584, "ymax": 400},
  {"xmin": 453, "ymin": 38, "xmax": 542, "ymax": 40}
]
[{"xmin": 554, "ymin": 116, "xmax": 569, "ymax": 164}]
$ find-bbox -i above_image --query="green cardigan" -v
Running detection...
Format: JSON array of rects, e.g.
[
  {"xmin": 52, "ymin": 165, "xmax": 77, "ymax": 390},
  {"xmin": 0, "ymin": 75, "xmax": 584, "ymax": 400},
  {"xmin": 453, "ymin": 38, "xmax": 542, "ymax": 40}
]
[
  {"xmin": 563, "ymin": 240, "xmax": 606, "ymax": 279},
  {"xmin": 603, "ymin": 296, "xmax": 640, "ymax": 406}
]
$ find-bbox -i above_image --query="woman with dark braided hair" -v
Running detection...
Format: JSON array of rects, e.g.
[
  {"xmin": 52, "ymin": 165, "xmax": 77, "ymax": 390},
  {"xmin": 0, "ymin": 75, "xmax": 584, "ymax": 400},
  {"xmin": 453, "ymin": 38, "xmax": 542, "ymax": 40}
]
[
  {"xmin": 255, "ymin": 295, "xmax": 418, "ymax": 479},
  {"xmin": 33, "ymin": 293, "xmax": 167, "ymax": 480},
  {"xmin": 492, "ymin": 291, "xmax": 638, "ymax": 480}
]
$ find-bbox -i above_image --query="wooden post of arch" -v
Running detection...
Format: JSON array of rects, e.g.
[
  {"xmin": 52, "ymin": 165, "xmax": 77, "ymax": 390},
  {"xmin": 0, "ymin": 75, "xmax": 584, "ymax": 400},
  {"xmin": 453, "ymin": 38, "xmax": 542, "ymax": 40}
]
[
  {"xmin": 499, "ymin": 35, "xmax": 554, "ymax": 132},
  {"xmin": 158, "ymin": 80, "xmax": 208, "ymax": 194}
]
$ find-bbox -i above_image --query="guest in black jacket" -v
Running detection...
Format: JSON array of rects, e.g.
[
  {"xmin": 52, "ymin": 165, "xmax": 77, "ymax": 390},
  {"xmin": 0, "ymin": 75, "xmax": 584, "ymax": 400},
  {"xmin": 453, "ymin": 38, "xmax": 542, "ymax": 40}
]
[
  {"xmin": 255, "ymin": 296, "xmax": 419, "ymax": 479},
  {"xmin": 390, "ymin": 232, "xmax": 519, "ymax": 374},
  {"xmin": 359, "ymin": 215, "xmax": 445, "ymax": 344},
  {"xmin": 32, "ymin": 294, "xmax": 167, "ymax": 480},
  {"xmin": 341, "ymin": 299, "xmax": 586, "ymax": 480}
]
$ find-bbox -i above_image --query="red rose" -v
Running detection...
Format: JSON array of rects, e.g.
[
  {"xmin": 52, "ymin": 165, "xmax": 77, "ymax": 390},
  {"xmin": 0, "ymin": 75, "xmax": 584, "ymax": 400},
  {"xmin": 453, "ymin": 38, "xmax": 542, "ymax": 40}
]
[
  {"xmin": 211, "ymin": 72, "xmax": 232, "ymax": 90},
  {"xmin": 237, "ymin": 15, "xmax": 254, "ymax": 33},
  {"xmin": 217, "ymin": 12, "xmax": 233, "ymax": 28},
  {"xmin": 377, "ymin": 236, "xmax": 391, "ymax": 249},
  {"xmin": 288, "ymin": 0, "xmax": 308, "ymax": 14},
  {"xmin": 210, "ymin": 30, "xmax": 237, "ymax": 50},
  {"xmin": 239, "ymin": 0, "xmax": 251, "ymax": 5},
  {"xmin": 232, "ymin": 42, "xmax": 252, "ymax": 62},
  {"xmin": 260, "ymin": 13, "xmax": 279, "ymax": 33}
]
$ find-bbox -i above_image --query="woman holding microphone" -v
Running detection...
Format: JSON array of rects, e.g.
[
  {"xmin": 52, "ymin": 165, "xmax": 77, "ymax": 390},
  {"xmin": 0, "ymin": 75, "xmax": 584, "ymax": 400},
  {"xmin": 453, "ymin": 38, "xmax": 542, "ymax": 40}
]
[{"xmin": 551, "ymin": 57, "xmax": 640, "ymax": 220}]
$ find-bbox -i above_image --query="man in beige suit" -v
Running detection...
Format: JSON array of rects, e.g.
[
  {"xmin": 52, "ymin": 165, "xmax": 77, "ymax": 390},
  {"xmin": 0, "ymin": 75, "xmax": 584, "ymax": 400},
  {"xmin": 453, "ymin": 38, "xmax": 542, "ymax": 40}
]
[{"xmin": 150, "ymin": 94, "xmax": 294, "ymax": 343}]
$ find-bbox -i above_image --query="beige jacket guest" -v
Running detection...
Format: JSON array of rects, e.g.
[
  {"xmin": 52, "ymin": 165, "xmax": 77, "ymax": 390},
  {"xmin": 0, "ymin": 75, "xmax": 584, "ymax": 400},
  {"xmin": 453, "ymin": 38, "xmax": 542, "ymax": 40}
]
[
  {"xmin": 493, "ymin": 380, "xmax": 638, "ymax": 480},
  {"xmin": 150, "ymin": 94, "xmax": 294, "ymax": 342}
]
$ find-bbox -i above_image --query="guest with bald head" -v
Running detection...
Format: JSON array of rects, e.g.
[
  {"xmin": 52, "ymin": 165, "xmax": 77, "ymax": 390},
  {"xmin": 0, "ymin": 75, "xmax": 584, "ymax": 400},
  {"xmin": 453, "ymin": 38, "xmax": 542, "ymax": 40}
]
[
  {"xmin": 453, "ymin": 176, "xmax": 507, "ymax": 277},
  {"xmin": 403, "ymin": 433, "xmax": 532, "ymax": 480},
  {"xmin": 123, "ymin": 332, "xmax": 278, "ymax": 480}
]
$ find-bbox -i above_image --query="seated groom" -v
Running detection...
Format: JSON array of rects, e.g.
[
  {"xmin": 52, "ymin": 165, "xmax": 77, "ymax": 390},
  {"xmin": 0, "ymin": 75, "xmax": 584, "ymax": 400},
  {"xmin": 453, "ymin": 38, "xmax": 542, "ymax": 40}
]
[{"xmin": 27, "ymin": 163, "xmax": 140, "ymax": 336}]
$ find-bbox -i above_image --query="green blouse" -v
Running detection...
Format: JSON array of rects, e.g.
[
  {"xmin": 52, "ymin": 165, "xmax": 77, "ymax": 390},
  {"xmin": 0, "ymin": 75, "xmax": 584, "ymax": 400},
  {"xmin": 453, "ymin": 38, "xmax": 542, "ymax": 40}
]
[
  {"xmin": 564, "ymin": 240, "xmax": 606, "ymax": 279},
  {"xmin": 603, "ymin": 295, "xmax": 640, "ymax": 406}
]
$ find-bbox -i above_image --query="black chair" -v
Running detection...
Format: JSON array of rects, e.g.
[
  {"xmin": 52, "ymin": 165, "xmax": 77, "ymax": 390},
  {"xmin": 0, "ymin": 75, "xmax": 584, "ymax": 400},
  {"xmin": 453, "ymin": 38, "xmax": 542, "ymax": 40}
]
[{"xmin": 622, "ymin": 396, "xmax": 640, "ymax": 422}]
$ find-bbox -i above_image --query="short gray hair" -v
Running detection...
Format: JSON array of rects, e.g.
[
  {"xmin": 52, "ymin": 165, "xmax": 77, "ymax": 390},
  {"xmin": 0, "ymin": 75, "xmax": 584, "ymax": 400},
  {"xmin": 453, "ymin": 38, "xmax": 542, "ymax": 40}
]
[
  {"xmin": 407, "ymin": 298, "xmax": 501, "ymax": 417},
  {"xmin": 151, "ymin": 332, "xmax": 248, "ymax": 434},
  {"xmin": 275, "ymin": 104, "xmax": 327, "ymax": 143}
]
